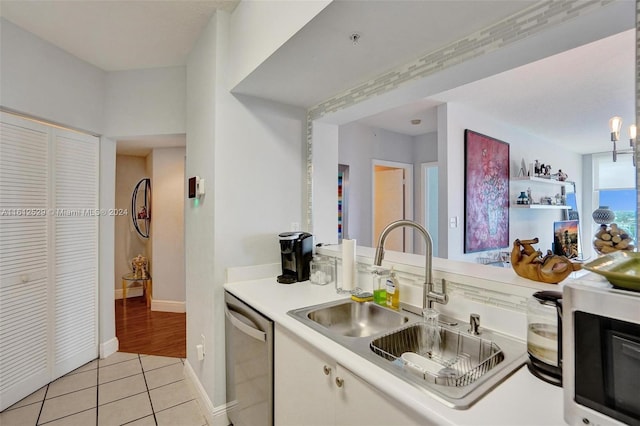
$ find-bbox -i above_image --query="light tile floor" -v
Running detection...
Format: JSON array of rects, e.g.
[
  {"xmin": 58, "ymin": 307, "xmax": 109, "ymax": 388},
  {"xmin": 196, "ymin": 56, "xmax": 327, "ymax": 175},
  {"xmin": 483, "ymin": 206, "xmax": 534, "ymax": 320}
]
[{"xmin": 0, "ymin": 352, "xmax": 209, "ymax": 426}]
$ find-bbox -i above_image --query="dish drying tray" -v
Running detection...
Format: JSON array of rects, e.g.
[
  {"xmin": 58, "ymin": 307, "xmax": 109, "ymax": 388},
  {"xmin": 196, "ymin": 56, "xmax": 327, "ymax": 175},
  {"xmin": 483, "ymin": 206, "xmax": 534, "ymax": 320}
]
[{"xmin": 370, "ymin": 323, "xmax": 504, "ymax": 387}]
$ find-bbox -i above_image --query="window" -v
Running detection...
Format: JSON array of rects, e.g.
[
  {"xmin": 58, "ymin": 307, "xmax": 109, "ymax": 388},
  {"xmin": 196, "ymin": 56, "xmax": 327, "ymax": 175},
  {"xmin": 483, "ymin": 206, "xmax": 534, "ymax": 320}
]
[{"xmin": 593, "ymin": 153, "xmax": 637, "ymax": 239}]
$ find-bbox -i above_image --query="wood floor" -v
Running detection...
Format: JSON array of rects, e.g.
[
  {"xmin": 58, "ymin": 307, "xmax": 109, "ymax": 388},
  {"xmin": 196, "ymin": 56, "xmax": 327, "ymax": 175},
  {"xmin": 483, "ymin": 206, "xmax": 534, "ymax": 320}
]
[{"xmin": 115, "ymin": 296, "xmax": 186, "ymax": 358}]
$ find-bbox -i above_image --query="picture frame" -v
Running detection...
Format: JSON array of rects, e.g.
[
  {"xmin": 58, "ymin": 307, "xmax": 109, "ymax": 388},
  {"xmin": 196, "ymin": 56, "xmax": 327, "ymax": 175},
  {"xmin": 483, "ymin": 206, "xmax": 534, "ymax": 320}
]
[
  {"xmin": 553, "ymin": 220, "xmax": 580, "ymax": 258},
  {"xmin": 464, "ymin": 130, "xmax": 510, "ymax": 253}
]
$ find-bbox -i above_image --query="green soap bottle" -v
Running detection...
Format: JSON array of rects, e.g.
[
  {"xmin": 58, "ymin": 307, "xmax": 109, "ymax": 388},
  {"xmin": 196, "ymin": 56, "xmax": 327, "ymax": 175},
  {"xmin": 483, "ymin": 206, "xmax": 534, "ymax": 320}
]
[{"xmin": 372, "ymin": 268, "xmax": 389, "ymax": 305}]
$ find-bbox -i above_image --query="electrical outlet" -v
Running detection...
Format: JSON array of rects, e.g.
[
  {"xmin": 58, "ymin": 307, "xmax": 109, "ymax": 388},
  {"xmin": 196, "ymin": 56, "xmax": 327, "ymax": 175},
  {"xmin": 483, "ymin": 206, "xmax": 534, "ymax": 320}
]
[
  {"xmin": 290, "ymin": 222, "xmax": 300, "ymax": 231},
  {"xmin": 200, "ymin": 334, "xmax": 205, "ymax": 355},
  {"xmin": 197, "ymin": 334, "xmax": 206, "ymax": 361}
]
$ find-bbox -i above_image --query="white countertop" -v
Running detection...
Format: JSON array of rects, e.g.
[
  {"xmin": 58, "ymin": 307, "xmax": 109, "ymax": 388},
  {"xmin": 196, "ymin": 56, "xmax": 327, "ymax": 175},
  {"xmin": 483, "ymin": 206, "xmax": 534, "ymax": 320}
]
[{"xmin": 224, "ymin": 276, "xmax": 566, "ymax": 425}]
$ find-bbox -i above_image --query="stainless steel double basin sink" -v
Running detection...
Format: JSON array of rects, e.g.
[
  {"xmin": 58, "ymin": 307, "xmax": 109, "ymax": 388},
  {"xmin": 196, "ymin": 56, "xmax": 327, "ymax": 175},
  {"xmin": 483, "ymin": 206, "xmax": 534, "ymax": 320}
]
[{"xmin": 288, "ymin": 299, "xmax": 527, "ymax": 409}]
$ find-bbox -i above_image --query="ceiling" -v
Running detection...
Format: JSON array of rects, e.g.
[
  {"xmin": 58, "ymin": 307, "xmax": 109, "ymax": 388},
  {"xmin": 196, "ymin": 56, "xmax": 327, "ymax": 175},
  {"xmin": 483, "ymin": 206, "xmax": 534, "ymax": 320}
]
[
  {"xmin": 0, "ymin": 0, "xmax": 635, "ymax": 156},
  {"xmin": 117, "ymin": 134, "xmax": 186, "ymax": 157},
  {"xmin": 356, "ymin": 29, "xmax": 635, "ymax": 155},
  {"xmin": 232, "ymin": 0, "xmax": 536, "ymax": 108},
  {"xmin": 0, "ymin": 0, "xmax": 239, "ymax": 71}
]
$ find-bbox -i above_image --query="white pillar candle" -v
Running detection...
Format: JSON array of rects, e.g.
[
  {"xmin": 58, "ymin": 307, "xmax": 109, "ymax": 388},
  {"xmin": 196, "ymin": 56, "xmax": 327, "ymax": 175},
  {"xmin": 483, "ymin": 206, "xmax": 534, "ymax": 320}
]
[{"xmin": 342, "ymin": 239, "xmax": 356, "ymax": 291}]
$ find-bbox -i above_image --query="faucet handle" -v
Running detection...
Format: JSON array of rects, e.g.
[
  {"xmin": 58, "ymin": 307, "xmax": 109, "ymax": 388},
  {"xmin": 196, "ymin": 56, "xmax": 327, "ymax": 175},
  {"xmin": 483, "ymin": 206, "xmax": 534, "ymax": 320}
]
[
  {"xmin": 438, "ymin": 278, "xmax": 449, "ymax": 305},
  {"xmin": 468, "ymin": 313, "xmax": 480, "ymax": 335}
]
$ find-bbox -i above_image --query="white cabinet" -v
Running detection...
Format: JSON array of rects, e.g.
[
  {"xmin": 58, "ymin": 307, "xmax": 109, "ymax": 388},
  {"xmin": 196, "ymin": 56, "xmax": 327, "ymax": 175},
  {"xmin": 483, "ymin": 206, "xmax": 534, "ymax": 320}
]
[
  {"xmin": 274, "ymin": 325, "xmax": 429, "ymax": 426},
  {"xmin": 275, "ymin": 324, "xmax": 336, "ymax": 426},
  {"xmin": 334, "ymin": 365, "xmax": 430, "ymax": 426},
  {"xmin": 0, "ymin": 113, "xmax": 98, "ymax": 411}
]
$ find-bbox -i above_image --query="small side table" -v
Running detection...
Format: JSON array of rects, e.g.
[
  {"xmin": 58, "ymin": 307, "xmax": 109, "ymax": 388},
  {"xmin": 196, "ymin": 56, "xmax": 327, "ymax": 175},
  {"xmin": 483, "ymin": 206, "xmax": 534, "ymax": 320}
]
[{"xmin": 121, "ymin": 272, "xmax": 152, "ymax": 307}]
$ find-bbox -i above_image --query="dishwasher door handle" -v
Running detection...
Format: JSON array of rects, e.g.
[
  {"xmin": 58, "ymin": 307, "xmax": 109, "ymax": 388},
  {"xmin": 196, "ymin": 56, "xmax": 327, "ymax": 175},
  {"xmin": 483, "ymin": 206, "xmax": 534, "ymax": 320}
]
[{"xmin": 225, "ymin": 305, "xmax": 267, "ymax": 342}]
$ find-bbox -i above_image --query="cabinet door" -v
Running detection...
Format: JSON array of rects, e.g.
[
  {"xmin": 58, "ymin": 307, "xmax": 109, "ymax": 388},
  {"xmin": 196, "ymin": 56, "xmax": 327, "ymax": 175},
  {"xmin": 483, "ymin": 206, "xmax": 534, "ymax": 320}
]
[
  {"xmin": 335, "ymin": 364, "xmax": 430, "ymax": 426},
  {"xmin": 0, "ymin": 114, "xmax": 51, "ymax": 410},
  {"xmin": 274, "ymin": 325, "xmax": 335, "ymax": 426}
]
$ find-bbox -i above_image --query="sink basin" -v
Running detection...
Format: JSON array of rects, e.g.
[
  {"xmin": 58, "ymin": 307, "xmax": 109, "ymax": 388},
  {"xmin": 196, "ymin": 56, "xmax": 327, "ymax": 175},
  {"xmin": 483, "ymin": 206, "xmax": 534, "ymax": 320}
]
[
  {"xmin": 305, "ymin": 300, "xmax": 409, "ymax": 337},
  {"xmin": 288, "ymin": 299, "xmax": 527, "ymax": 409},
  {"xmin": 370, "ymin": 323, "xmax": 504, "ymax": 387}
]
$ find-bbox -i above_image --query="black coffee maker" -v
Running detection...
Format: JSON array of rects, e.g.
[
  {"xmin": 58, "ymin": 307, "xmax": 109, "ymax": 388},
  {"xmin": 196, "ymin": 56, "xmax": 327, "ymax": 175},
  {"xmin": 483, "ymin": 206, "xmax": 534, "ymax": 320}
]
[{"xmin": 277, "ymin": 232, "xmax": 313, "ymax": 284}]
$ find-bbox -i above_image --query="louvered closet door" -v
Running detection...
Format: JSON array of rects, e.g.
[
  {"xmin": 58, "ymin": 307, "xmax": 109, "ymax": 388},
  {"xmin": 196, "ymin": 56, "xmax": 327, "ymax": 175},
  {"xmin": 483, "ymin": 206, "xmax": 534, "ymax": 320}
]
[
  {"xmin": 52, "ymin": 128, "xmax": 99, "ymax": 379},
  {"xmin": 0, "ymin": 113, "xmax": 51, "ymax": 410}
]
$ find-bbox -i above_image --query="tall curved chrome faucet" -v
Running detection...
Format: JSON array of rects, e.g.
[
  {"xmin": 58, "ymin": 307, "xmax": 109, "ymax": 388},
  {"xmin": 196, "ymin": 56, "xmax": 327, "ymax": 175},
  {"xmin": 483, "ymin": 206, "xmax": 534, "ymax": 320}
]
[{"xmin": 373, "ymin": 220, "xmax": 448, "ymax": 310}]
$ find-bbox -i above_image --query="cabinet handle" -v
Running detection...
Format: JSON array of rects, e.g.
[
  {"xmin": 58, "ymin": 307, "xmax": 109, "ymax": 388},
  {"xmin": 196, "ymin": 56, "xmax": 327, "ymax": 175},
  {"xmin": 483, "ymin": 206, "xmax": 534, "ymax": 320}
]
[
  {"xmin": 335, "ymin": 377, "xmax": 344, "ymax": 388},
  {"xmin": 323, "ymin": 365, "xmax": 331, "ymax": 376}
]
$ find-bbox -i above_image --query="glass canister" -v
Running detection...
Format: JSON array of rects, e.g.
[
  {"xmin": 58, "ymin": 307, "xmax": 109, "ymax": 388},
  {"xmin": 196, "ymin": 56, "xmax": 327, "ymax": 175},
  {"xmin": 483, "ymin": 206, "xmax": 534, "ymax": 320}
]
[{"xmin": 309, "ymin": 255, "xmax": 335, "ymax": 286}]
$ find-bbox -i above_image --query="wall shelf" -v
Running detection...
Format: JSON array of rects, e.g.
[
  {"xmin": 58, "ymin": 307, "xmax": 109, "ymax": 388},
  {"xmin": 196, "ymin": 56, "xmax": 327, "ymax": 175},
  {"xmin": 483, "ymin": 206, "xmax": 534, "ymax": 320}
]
[
  {"xmin": 511, "ymin": 176, "xmax": 570, "ymax": 186},
  {"xmin": 511, "ymin": 176, "xmax": 572, "ymax": 210},
  {"xmin": 511, "ymin": 204, "xmax": 569, "ymax": 210}
]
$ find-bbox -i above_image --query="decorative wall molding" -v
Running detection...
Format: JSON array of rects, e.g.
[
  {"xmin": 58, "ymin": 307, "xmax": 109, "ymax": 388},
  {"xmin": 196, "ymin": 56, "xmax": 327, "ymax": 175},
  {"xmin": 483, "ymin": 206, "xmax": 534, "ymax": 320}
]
[
  {"xmin": 391, "ymin": 266, "xmax": 528, "ymax": 314},
  {"xmin": 636, "ymin": 0, "xmax": 640, "ymax": 224},
  {"xmin": 307, "ymin": 0, "xmax": 610, "ymax": 121},
  {"xmin": 304, "ymin": 0, "xmax": 615, "ymax": 232}
]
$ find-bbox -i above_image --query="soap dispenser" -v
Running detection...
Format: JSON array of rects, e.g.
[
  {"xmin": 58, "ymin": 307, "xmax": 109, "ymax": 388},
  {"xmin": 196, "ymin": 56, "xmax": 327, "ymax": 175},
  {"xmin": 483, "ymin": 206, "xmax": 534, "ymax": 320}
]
[{"xmin": 385, "ymin": 268, "xmax": 400, "ymax": 310}]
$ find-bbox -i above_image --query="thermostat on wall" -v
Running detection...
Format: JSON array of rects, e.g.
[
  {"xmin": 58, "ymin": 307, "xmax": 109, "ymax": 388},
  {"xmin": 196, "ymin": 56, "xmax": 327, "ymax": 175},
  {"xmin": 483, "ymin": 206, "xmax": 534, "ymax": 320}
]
[{"xmin": 188, "ymin": 176, "xmax": 205, "ymax": 198}]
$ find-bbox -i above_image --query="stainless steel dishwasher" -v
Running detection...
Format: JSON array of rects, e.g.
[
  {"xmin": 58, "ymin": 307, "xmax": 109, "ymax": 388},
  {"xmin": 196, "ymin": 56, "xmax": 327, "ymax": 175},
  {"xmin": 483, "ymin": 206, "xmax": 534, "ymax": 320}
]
[{"xmin": 225, "ymin": 291, "xmax": 274, "ymax": 426}]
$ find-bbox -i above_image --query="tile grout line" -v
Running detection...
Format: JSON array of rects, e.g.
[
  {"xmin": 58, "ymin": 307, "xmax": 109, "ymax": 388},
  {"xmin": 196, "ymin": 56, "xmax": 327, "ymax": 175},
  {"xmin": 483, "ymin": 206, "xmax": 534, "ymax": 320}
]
[
  {"xmin": 37, "ymin": 407, "xmax": 95, "ymax": 426},
  {"xmin": 153, "ymin": 397, "xmax": 196, "ymax": 414},
  {"xmin": 98, "ymin": 389, "xmax": 149, "ymax": 407},
  {"xmin": 138, "ymin": 354, "xmax": 158, "ymax": 426},
  {"xmin": 34, "ymin": 383, "xmax": 49, "ymax": 426},
  {"xmin": 40, "ymin": 383, "xmax": 99, "ymax": 402},
  {"xmin": 95, "ymin": 356, "xmax": 99, "ymax": 426},
  {"xmin": 141, "ymin": 360, "xmax": 182, "ymax": 374}
]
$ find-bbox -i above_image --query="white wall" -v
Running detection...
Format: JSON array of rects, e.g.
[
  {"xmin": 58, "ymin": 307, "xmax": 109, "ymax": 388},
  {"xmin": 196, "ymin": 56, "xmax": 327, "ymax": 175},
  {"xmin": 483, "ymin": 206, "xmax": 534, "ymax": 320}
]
[
  {"xmin": 186, "ymin": 9, "xmax": 307, "ymax": 412},
  {"xmin": 338, "ymin": 122, "xmax": 437, "ymax": 247},
  {"xmin": 114, "ymin": 155, "xmax": 149, "ymax": 296},
  {"xmin": 149, "ymin": 147, "xmax": 185, "ymax": 306},
  {"xmin": 1, "ymin": 17, "xmax": 190, "ymax": 357},
  {"xmin": 104, "ymin": 67, "xmax": 186, "ymax": 138},
  {"xmin": 99, "ymin": 137, "xmax": 117, "ymax": 357},
  {"xmin": 0, "ymin": 18, "xmax": 105, "ymax": 134},
  {"xmin": 227, "ymin": 0, "xmax": 332, "ymax": 89},
  {"xmin": 442, "ymin": 102, "xmax": 583, "ymax": 262},
  {"xmin": 186, "ymin": 11, "xmax": 219, "ymax": 413},
  {"xmin": 312, "ymin": 122, "xmax": 339, "ymax": 245}
]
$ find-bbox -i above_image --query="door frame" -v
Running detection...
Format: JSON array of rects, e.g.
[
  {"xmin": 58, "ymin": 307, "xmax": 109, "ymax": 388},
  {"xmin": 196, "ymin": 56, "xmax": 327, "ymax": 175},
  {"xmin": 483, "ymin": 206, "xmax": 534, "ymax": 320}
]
[
  {"xmin": 371, "ymin": 159, "xmax": 414, "ymax": 252},
  {"xmin": 420, "ymin": 162, "xmax": 439, "ymax": 257}
]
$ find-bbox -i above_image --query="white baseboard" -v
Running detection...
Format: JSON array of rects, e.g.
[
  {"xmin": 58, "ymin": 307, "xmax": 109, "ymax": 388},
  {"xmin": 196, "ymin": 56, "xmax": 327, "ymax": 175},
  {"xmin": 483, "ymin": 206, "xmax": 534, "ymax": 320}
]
[
  {"xmin": 151, "ymin": 299, "xmax": 186, "ymax": 313},
  {"xmin": 114, "ymin": 287, "xmax": 143, "ymax": 299},
  {"xmin": 183, "ymin": 360, "xmax": 230, "ymax": 426},
  {"xmin": 100, "ymin": 337, "xmax": 119, "ymax": 359}
]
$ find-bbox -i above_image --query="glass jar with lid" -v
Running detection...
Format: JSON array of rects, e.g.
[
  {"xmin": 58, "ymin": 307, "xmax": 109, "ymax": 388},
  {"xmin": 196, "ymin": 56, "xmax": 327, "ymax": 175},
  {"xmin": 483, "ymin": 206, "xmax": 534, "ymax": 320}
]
[{"xmin": 309, "ymin": 255, "xmax": 335, "ymax": 285}]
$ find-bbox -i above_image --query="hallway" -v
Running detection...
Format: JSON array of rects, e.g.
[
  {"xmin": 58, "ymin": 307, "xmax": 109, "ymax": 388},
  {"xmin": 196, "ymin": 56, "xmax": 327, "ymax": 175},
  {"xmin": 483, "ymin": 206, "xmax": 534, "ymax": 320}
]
[{"xmin": 116, "ymin": 297, "xmax": 186, "ymax": 359}]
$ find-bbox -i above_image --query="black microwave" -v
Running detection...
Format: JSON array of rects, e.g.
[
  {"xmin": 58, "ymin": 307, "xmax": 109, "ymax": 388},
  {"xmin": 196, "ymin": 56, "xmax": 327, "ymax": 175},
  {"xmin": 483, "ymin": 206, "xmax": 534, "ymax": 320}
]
[{"xmin": 563, "ymin": 282, "xmax": 640, "ymax": 426}]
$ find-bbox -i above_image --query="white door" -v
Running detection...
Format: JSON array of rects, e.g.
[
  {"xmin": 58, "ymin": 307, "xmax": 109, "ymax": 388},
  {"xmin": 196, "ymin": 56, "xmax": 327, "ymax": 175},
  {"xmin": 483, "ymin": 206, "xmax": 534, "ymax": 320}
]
[
  {"xmin": 0, "ymin": 114, "xmax": 52, "ymax": 410},
  {"xmin": 422, "ymin": 163, "xmax": 439, "ymax": 257},
  {"xmin": 0, "ymin": 113, "xmax": 99, "ymax": 410},
  {"xmin": 373, "ymin": 167, "xmax": 405, "ymax": 251},
  {"xmin": 52, "ymin": 128, "xmax": 99, "ymax": 379}
]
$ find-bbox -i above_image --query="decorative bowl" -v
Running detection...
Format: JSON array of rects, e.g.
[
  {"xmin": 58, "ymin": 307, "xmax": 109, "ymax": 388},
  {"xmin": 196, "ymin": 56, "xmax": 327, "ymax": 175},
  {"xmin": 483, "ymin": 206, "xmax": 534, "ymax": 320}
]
[{"xmin": 583, "ymin": 251, "xmax": 640, "ymax": 291}]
